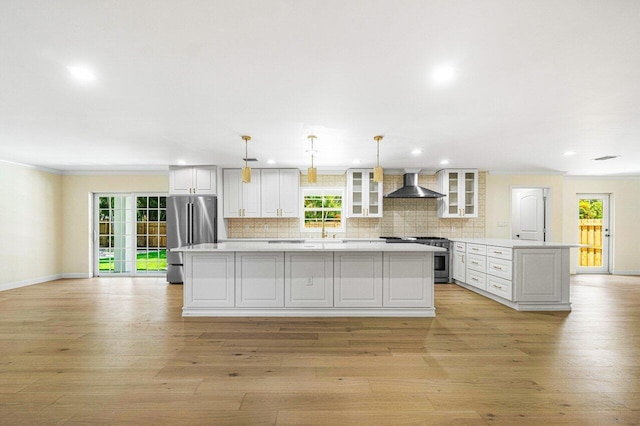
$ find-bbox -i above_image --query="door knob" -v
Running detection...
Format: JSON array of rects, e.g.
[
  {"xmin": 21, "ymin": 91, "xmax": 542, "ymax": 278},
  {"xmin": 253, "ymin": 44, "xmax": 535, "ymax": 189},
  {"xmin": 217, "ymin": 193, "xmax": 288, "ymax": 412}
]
[{"xmin": 516, "ymin": 234, "xmax": 520, "ymax": 238}]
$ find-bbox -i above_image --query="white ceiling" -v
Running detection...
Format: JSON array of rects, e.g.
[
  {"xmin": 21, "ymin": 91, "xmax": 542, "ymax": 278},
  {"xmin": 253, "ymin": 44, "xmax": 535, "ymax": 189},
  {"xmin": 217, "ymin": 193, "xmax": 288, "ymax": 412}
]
[{"xmin": 1, "ymin": 0, "xmax": 639, "ymax": 175}]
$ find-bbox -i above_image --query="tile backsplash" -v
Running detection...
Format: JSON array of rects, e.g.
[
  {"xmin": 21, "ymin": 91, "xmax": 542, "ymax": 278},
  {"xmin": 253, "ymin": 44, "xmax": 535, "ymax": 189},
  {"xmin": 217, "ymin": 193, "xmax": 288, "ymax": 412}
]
[{"xmin": 226, "ymin": 172, "xmax": 486, "ymax": 239}]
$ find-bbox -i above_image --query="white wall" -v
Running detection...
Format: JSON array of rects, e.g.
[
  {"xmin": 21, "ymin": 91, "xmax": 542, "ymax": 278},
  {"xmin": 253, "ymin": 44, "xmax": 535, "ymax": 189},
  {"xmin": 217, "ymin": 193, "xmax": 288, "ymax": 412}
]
[
  {"xmin": 61, "ymin": 174, "xmax": 168, "ymax": 277},
  {"xmin": 0, "ymin": 162, "xmax": 63, "ymax": 289},
  {"xmin": 563, "ymin": 177, "xmax": 640, "ymax": 275}
]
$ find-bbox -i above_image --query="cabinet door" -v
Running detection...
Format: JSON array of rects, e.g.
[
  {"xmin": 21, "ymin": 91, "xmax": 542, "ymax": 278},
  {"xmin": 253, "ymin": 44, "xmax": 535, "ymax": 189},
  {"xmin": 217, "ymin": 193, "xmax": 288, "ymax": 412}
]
[
  {"xmin": 383, "ymin": 252, "xmax": 433, "ymax": 308},
  {"xmin": 260, "ymin": 169, "xmax": 280, "ymax": 217},
  {"xmin": 279, "ymin": 169, "xmax": 300, "ymax": 217},
  {"xmin": 235, "ymin": 252, "xmax": 285, "ymax": 307},
  {"xmin": 223, "ymin": 169, "xmax": 242, "ymax": 218},
  {"xmin": 437, "ymin": 169, "xmax": 478, "ymax": 218},
  {"xmin": 452, "ymin": 248, "xmax": 466, "ymax": 282},
  {"xmin": 334, "ymin": 252, "xmax": 382, "ymax": 307},
  {"xmin": 193, "ymin": 166, "xmax": 216, "ymax": 195},
  {"xmin": 184, "ymin": 253, "xmax": 234, "ymax": 308},
  {"xmin": 242, "ymin": 171, "xmax": 262, "ymax": 217},
  {"xmin": 366, "ymin": 170, "xmax": 383, "ymax": 217},
  {"xmin": 285, "ymin": 252, "xmax": 333, "ymax": 307},
  {"xmin": 515, "ymin": 249, "xmax": 562, "ymax": 302},
  {"xmin": 346, "ymin": 170, "xmax": 366, "ymax": 217},
  {"xmin": 169, "ymin": 167, "xmax": 195, "ymax": 195},
  {"xmin": 461, "ymin": 170, "xmax": 478, "ymax": 217}
]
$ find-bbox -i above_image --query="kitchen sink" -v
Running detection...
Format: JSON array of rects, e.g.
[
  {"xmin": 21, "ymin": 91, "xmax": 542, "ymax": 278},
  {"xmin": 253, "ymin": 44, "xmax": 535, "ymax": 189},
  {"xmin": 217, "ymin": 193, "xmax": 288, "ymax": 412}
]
[{"xmin": 267, "ymin": 240, "xmax": 303, "ymax": 244}]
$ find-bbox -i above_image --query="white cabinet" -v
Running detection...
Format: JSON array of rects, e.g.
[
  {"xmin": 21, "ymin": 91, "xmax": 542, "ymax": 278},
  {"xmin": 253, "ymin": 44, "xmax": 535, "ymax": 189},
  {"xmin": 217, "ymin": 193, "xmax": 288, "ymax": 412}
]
[
  {"xmin": 235, "ymin": 252, "xmax": 285, "ymax": 307},
  {"xmin": 184, "ymin": 253, "xmax": 234, "ymax": 308},
  {"xmin": 223, "ymin": 169, "xmax": 261, "ymax": 218},
  {"xmin": 515, "ymin": 249, "xmax": 562, "ymax": 302},
  {"xmin": 334, "ymin": 252, "xmax": 383, "ymax": 307},
  {"xmin": 285, "ymin": 252, "xmax": 333, "ymax": 307},
  {"xmin": 346, "ymin": 169, "xmax": 383, "ymax": 217},
  {"xmin": 452, "ymin": 242, "xmax": 466, "ymax": 283},
  {"xmin": 169, "ymin": 166, "xmax": 217, "ymax": 195},
  {"xmin": 261, "ymin": 169, "xmax": 300, "ymax": 218},
  {"xmin": 437, "ymin": 169, "xmax": 478, "ymax": 218},
  {"xmin": 383, "ymin": 253, "xmax": 433, "ymax": 308}
]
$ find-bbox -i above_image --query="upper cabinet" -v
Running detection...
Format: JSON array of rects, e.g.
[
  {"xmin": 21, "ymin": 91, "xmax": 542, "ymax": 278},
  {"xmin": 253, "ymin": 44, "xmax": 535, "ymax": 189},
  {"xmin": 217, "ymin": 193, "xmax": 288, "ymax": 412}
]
[
  {"xmin": 223, "ymin": 169, "xmax": 261, "ymax": 218},
  {"xmin": 260, "ymin": 169, "xmax": 300, "ymax": 218},
  {"xmin": 169, "ymin": 166, "xmax": 217, "ymax": 195},
  {"xmin": 437, "ymin": 169, "xmax": 478, "ymax": 218},
  {"xmin": 346, "ymin": 169, "xmax": 383, "ymax": 218}
]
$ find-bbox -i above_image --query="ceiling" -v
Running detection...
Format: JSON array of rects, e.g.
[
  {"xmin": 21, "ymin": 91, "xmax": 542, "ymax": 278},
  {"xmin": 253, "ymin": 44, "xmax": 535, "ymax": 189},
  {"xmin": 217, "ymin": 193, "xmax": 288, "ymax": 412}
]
[{"xmin": 1, "ymin": 0, "xmax": 639, "ymax": 176}]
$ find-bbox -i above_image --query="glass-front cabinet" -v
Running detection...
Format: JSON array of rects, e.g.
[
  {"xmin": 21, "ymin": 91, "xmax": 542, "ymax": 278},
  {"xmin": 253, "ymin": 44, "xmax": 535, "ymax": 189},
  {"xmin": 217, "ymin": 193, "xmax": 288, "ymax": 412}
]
[
  {"xmin": 437, "ymin": 169, "xmax": 478, "ymax": 218},
  {"xmin": 346, "ymin": 169, "xmax": 383, "ymax": 217}
]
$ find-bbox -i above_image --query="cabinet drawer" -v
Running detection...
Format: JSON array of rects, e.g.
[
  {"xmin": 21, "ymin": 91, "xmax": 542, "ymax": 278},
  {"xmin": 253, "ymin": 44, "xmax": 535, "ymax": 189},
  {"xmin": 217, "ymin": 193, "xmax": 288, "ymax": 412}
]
[
  {"xmin": 487, "ymin": 246, "xmax": 512, "ymax": 260},
  {"xmin": 467, "ymin": 254, "xmax": 486, "ymax": 273},
  {"xmin": 467, "ymin": 244, "xmax": 487, "ymax": 255},
  {"xmin": 487, "ymin": 257, "xmax": 512, "ymax": 280},
  {"xmin": 486, "ymin": 275, "xmax": 513, "ymax": 301},
  {"xmin": 466, "ymin": 270, "xmax": 487, "ymax": 290},
  {"xmin": 453, "ymin": 242, "xmax": 466, "ymax": 253}
]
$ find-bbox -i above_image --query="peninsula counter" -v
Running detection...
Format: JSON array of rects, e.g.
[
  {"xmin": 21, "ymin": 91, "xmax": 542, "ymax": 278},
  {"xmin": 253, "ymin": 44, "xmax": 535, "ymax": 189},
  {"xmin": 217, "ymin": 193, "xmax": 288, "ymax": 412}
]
[{"xmin": 173, "ymin": 242, "xmax": 444, "ymax": 317}]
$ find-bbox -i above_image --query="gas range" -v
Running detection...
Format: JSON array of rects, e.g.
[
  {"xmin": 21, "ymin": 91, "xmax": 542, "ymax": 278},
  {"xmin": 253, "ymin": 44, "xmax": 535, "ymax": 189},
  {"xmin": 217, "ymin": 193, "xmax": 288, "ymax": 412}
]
[
  {"xmin": 380, "ymin": 237, "xmax": 450, "ymax": 283},
  {"xmin": 380, "ymin": 236, "xmax": 450, "ymax": 249}
]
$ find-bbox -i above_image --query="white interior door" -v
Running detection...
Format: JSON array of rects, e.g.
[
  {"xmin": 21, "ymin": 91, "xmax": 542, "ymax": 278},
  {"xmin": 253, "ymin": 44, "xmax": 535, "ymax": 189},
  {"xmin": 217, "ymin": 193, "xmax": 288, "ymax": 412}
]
[
  {"xmin": 511, "ymin": 188, "xmax": 547, "ymax": 241},
  {"xmin": 576, "ymin": 194, "xmax": 610, "ymax": 274}
]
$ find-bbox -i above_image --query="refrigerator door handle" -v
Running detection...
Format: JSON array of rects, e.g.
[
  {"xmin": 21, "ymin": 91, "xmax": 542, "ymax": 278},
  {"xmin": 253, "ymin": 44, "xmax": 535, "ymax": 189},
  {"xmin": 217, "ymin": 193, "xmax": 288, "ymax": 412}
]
[
  {"xmin": 185, "ymin": 202, "xmax": 191, "ymax": 245},
  {"xmin": 189, "ymin": 202, "xmax": 195, "ymax": 245}
]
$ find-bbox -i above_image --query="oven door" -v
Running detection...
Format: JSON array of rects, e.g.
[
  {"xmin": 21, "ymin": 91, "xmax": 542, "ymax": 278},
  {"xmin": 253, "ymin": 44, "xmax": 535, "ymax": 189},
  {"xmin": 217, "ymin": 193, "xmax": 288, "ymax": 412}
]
[{"xmin": 433, "ymin": 251, "xmax": 450, "ymax": 283}]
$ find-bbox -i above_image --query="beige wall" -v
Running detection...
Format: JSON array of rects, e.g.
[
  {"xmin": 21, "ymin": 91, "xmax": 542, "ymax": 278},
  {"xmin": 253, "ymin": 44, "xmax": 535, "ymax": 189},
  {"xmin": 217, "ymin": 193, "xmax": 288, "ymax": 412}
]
[
  {"xmin": 0, "ymin": 162, "xmax": 63, "ymax": 289},
  {"xmin": 563, "ymin": 177, "xmax": 640, "ymax": 274},
  {"xmin": 61, "ymin": 174, "xmax": 168, "ymax": 276},
  {"xmin": 485, "ymin": 173, "xmax": 565, "ymax": 241},
  {"xmin": 227, "ymin": 172, "xmax": 487, "ymax": 239}
]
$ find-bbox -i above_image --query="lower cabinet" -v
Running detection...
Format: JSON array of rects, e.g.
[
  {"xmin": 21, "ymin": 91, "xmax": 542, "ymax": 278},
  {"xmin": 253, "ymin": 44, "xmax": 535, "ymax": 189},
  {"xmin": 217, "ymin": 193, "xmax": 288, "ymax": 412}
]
[
  {"xmin": 334, "ymin": 252, "xmax": 383, "ymax": 307},
  {"xmin": 235, "ymin": 252, "xmax": 285, "ymax": 307},
  {"xmin": 383, "ymin": 253, "xmax": 433, "ymax": 308},
  {"xmin": 184, "ymin": 253, "xmax": 235, "ymax": 308},
  {"xmin": 285, "ymin": 252, "xmax": 334, "ymax": 307}
]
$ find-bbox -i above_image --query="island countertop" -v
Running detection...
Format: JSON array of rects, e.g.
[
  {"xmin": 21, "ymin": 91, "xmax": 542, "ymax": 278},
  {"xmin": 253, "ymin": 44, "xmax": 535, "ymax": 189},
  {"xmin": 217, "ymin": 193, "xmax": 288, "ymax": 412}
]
[
  {"xmin": 449, "ymin": 238, "xmax": 580, "ymax": 249},
  {"xmin": 173, "ymin": 241, "xmax": 446, "ymax": 253}
]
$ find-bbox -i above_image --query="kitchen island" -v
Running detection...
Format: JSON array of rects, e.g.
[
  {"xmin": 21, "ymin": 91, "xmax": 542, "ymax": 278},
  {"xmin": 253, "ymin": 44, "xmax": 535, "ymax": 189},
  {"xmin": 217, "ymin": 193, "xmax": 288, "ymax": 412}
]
[
  {"xmin": 173, "ymin": 241, "xmax": 444, "ymax": 317},
  {"xmin": 450, "ymin": 238, "xmax": 580, "ymax": 311}
]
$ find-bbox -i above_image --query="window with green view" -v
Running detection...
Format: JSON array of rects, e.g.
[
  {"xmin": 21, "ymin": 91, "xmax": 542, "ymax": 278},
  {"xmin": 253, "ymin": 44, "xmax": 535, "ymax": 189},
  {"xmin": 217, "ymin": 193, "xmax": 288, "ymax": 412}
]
[{"xmin": 302, "ymin": 189, "xmax": 344, "ymax": 231}]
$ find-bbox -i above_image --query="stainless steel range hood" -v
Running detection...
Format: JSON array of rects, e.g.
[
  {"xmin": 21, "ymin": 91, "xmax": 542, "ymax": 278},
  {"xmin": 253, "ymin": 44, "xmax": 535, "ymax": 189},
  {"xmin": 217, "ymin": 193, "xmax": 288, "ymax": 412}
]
[{"xmin": 384, "ymin": 173, "xmax": 446, "ymax": 198}]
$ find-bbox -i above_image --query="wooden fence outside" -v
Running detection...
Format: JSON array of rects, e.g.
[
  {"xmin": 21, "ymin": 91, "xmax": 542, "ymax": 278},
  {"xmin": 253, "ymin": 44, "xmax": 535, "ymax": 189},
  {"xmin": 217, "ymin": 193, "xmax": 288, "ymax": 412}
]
[
  {"xmin": 99, "ymin": 222, "xmax": 167, "ymax": 248},
  {"xmin": 579, "ymin": 218, "xmax": 602, "ymax": 267}
]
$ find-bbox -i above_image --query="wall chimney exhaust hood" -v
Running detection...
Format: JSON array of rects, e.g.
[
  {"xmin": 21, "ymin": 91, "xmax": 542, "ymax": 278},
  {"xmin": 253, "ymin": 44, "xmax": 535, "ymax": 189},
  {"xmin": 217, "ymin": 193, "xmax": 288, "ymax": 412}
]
[{"xmin": 384, "ymin": 172, "xmax": 445, "ymax": 198}]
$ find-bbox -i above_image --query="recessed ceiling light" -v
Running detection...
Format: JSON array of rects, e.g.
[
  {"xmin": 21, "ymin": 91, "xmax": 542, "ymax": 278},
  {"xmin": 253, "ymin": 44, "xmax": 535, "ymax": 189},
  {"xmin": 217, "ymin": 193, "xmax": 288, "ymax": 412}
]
[
  {"xmin": 563, "ymin": 151, "xmax": 576, "ymax": 156},
  {"xmin": 352, "ymin": 159, "xmax": 361, "ymax": 164},
  {"xmin": 267, "ymin": 159, "xmax": 276, "ymax": 165},
  {"xmin": 67, "ymin": 64, "xmax": 96, "ymax": 82},
  {"xmin": 411, "ymin": 149, "xmax": 423, "ymax": 155},
  {"xmin": 440, "ymin": 159, "xmax": 450, "ymax": 165},
  {"xmin": 432, "ymin": 65, "xmax": 456, "ymax": 85},
  {"xmin": 176, "ymin": 160, "xmax": 187, "ymax": 165}
]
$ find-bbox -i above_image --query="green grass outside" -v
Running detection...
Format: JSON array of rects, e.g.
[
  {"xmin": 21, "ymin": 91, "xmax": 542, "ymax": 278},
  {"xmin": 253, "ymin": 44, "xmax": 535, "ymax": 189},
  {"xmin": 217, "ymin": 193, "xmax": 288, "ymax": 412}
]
[{"xmin": 100, "ymin": 249, "xmax": 167, "ymax": 271}]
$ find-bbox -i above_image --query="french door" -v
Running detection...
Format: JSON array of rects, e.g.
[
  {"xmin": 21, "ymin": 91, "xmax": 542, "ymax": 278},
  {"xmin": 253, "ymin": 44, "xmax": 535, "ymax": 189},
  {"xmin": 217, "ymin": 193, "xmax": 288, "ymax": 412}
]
[
  {"xmin": 94, "ymin": 193, "xmax": 167, "ymax": 276},
  {"xmin": 576, "ymin": 194, "xmax": 610, "ymax": 274}
]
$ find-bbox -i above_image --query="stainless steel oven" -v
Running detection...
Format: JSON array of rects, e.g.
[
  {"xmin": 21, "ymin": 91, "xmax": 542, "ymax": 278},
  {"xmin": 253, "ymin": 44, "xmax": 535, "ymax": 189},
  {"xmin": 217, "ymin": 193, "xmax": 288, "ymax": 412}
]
[{"xmin": 380, "ymin": 237, "xmax": 450, "ymax": 283}]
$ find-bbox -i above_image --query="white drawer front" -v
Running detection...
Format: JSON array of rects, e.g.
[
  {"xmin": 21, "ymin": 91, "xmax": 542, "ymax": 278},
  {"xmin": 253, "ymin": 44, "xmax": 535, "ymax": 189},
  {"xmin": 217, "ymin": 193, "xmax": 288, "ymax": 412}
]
[
  {"xmin": 467, "ymin": 254, "xmax": 486, "ymax": 273},
  {"xmin": 487, "ymin": 257, "xmax": 512, "ymax": 280},
  {"xmin": 487, "ymin": 246, "xmax": 512, "ymax": 260},
  {"xmin": 487, "ymin": 275, "xmax": 513, "ymax": 301},
  {"xmin": 466, "ymin": 270, "xmax": 487, "ymax": 290},
  {"xmin": 467, "ymin": 244, "xmax": 487, "ymax": 255},
  {"xmin": 453, "ymin": 242, "xmax": 466, "ymax": 253}
]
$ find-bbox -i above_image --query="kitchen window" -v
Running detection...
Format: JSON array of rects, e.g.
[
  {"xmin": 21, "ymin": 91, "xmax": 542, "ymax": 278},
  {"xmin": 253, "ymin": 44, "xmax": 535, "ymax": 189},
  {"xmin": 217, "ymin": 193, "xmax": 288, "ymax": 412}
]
[{"xmin": 301, "ymin": 188, "xmax": 344, "ymax": 232}]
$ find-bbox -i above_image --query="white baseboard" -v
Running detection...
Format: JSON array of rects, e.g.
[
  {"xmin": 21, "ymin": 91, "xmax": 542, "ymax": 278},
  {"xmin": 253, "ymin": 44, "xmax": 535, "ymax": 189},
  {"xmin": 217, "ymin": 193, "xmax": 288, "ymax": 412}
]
[
  {"xmin": 612, "ymin": 270, "xmax": 640, "ymax": 276},
  {"xmin": 62, "ymin": 273, "xmax": 92, "ymax": 279},
  {"xmin": 0, "ymin": 274, "xmax": 63, "ymax": 292}
]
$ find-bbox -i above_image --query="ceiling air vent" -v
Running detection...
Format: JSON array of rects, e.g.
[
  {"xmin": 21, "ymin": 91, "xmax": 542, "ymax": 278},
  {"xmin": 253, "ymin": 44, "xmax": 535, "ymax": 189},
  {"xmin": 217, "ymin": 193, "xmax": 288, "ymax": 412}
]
[
  {"xmin": 242, "ymin": 158, "xmax": 259, "ymax": 162},
  {"xmin": 594, "ymin": 155, "xmax": 619, "ymax": 161}
]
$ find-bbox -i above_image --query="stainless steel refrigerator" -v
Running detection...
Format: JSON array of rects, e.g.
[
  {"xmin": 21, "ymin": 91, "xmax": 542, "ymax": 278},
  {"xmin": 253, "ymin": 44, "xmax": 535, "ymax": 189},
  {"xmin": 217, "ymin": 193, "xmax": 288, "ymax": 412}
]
[{"xmin": 166, "ymin": 195, "xmax": 218, "ymax": 283}]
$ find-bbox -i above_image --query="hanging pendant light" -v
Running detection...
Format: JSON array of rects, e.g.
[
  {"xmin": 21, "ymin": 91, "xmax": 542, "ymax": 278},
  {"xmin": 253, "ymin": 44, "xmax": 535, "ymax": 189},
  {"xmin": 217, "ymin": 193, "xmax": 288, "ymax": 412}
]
[
  {"xmin": 241, "ymin": 135, "xmax": 252, "ymax": 183},
  {"xmin": 307, "ymin": 135, "xmax": 318, "ymax": 183},
  {"xmin": 373, "ymin": 135, "xmax": 384, "ymax": 183}
]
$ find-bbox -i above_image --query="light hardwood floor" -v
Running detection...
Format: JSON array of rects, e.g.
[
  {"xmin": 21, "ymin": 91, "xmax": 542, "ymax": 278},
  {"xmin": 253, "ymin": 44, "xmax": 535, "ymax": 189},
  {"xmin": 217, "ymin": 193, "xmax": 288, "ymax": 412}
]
[{"xmin": 0, "ymin": 275, "xmax": 638, "ymax": 425}]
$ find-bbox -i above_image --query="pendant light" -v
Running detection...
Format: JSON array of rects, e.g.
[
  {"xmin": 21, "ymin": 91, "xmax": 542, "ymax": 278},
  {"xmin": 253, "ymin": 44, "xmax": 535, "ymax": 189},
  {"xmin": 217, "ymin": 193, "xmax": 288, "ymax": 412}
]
[
  {"xmin": 241, "ymin": 135, "xmax": 252, "ymax": 183},
  {"xmin": 373, "ymin": 135, "xmax": 384, "ymax": 183},
  {"xmin": 307, "ymin": 135, "xmax": 317, "ymax": 183}
]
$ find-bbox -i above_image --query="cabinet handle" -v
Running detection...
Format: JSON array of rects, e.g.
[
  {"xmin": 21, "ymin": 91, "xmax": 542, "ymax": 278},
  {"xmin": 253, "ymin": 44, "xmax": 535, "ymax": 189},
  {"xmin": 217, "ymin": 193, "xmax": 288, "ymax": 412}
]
[
  {"xmin": 491, "ymin": 284, "xmax": 501, "ymax": 289},
  {"xmin": 492, "ymin": 265, "xmax": 503, "ymax": 271},
  {"xmin": 494, "ymin": 251, "xmax": 503, "ymax": 254},
  {"xmin": 461, "ymin": 254, "xmax": 465, "ymax": 264},
  {"xmin": 471, "ymin": 277, "xmax": 479, "ymax": 282},
  {"xmin": 471, "ymin": 261, "xmax": 479, "ymax": 265}
]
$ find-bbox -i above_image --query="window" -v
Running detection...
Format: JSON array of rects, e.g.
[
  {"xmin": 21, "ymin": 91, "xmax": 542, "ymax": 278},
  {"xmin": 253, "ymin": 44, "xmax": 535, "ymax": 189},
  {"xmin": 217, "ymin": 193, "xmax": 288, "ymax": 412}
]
[
  {"xmin": 95, "ymin": 193, "xmax": 167, "ymax": 276},
  {"xmin": 302, "ymin": 188, "xmax": 344, "ymax": 232}
]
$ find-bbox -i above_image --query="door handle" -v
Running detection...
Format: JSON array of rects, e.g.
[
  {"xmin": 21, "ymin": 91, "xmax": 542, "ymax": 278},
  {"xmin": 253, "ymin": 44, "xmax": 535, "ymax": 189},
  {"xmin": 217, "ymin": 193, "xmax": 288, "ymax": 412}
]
[{"xmin": 516, "ymin": 234, "xmax": 520, "ymax": 238}]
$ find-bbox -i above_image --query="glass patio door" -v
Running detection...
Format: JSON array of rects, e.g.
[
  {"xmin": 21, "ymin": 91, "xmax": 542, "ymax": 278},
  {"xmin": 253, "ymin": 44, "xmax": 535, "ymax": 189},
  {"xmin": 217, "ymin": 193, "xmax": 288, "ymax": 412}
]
[
  {"xmin": 576, "ymin": 194, "xmax": 610, "ymax": 274},
  {"xmin": 94, "ymin": 193, "xmax": 167, "ymax": 276}
]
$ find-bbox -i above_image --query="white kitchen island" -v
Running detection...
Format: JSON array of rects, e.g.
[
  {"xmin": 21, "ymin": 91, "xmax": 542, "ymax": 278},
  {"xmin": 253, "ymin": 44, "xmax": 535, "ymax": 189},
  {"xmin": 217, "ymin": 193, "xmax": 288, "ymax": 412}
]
[
  {"xmin": 450, "ymin": 238, "xmax": 580, "ymax": 311},
  {"xmin": 173, "ymin": 241, "xmax": 444, "ymax": 317}
]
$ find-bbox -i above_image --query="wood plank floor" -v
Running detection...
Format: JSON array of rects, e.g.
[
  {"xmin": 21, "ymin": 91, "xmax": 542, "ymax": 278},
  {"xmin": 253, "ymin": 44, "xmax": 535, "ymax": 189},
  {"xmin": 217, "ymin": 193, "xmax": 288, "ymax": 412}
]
[{"xmin": 0, "ymin": 275, "xmax": 638, "ymax": 425}]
